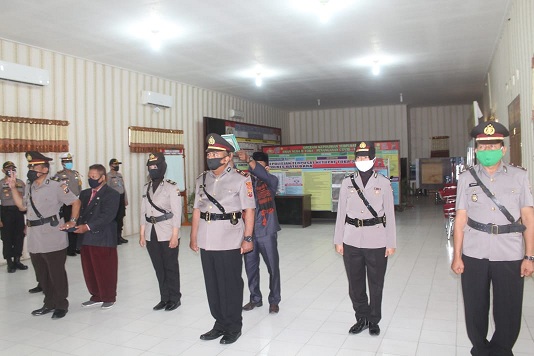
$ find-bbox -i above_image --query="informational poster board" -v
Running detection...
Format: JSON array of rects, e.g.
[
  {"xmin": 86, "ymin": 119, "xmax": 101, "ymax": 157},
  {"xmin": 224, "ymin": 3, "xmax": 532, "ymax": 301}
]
[
  {"xmin": 164, "ymin": 149, "xmax": 186, "ymax": 191},
  {"xmin": 263, "ymin": 141, "xmax": 400, "ymax": 211}
]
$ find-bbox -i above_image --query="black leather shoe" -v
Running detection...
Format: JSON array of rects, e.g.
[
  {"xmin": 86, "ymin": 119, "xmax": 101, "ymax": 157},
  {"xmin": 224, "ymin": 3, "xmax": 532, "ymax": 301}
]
[
  {"xmin": 200, "ymin": 329, "xmax": 225, "ymax": 341},
  {"xmin": 153, "ymin": 301, "xmax": 167, "ymax": 310},
  {"xmin": 269, "ymin": 304, "xmax": 279, "ymax": 314},
  {"xmin": 165, "ymin": 300, "xmax": 181, "ymax": 311},
  {"xmin": 31, "ymin": 307, "xmax": 54, "ymax": 316},
  {"xmin": 7, "ymin": 259, "xmax": 16, "ymax": 273},
  {"xmin": 29, "ymin": 285, "xmax": 43, "ymax": 294},
  {"xmin": 67, "ymin": 251, "xmax": 77, "ymax": 257},
  {"xmin": 14, "ymin": 258, "xmax": 28, "ymax": 270},
  {"xmin": 242, "ymin": 301, "xmax": 263, "ymax": 311},
  {"xmin": 349, "ymin": 318, "xmax": 369, "ymax": 334},
  {"xmin": 119, "ymin": 238, "xmax": 128, "ymax": 243},
  {"xmin": 52, "ymin": 309, "xmax": 67, "ymax": 319},
  {"xmin": 369, "ymin": 322, "xmax": 380, "ymax": 336},
  {"xmin": 220, "ymin": 331, "xmax": 241, "ymax": 344}
]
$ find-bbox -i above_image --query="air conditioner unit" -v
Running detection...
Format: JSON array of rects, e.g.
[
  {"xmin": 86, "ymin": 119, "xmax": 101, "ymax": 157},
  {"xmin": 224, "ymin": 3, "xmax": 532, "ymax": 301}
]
[
  {"xmin": 229, "ymin": 109, "xmax": 245, "ymax": 120},
  {"xmin": 141, "ymin": 91, "xmax": 173, "ymax": 108},
  {"xmin": 0, "ymin": 60, "xmax": 50, "ymax": 86}
]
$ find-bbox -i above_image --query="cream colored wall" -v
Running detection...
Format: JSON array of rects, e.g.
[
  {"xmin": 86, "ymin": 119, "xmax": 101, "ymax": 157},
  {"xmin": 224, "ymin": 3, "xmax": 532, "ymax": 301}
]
[
  {"xmin": 0, "ymin": 39, "xmax": 288, "ymax": 237},
  {"xmin": 485, "ymin": 0, "xmax": 534, "ymax": 176},
  {"xmin": 288, "ymin": 105, "xmax": 409, "ymax": 157}
]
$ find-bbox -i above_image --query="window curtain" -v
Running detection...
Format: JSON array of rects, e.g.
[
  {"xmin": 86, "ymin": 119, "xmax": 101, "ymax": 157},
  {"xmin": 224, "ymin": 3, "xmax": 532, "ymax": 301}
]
[
  {"xmin": 129, "ymin": 126, "xmax": 184, "ymax": 153},
  {"xmin": 0, "ymin": 116, "xmax": 69, "ymax": 152}
]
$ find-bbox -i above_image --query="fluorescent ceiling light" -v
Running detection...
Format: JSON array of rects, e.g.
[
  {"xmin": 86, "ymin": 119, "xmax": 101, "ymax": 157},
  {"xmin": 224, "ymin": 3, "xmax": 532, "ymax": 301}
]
[{"xmin": 129, "ymin": 13, "xmax": 181, "ymax": 51}]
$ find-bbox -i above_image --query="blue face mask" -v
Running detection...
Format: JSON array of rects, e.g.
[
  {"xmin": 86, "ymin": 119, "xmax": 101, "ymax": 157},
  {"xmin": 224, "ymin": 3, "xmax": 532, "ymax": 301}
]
[{"xmin": 64, "ymin": 162, "xmax": 73, "ymax": 170}]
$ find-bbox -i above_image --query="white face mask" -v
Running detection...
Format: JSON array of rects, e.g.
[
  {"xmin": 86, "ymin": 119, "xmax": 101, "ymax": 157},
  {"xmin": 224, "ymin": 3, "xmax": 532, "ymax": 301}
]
[{"xmin": 355, "ymin": 158, "xmax": 375, "ymax": 172}]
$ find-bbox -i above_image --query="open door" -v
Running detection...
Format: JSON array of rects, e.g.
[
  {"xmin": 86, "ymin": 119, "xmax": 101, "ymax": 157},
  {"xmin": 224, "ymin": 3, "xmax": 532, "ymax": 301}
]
[{"xmin": 508, "ymin": 95, "xmax": 521, "ymax": 166}]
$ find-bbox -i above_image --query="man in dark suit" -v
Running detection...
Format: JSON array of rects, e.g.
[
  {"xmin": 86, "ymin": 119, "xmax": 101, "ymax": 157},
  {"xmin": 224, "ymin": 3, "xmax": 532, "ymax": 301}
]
[{"xmin": 74, "ymin": 164, "xmax": 120, "ymax": 309}]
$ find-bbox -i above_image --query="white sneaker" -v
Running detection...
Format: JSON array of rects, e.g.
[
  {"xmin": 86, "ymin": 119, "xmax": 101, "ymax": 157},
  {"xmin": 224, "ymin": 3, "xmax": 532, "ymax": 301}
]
[
  {"xmin": 101, "ymin": 302, "xmax": 115, "ymax": 309},
  {"xmin": 81, "ymin": 300, "xmax": 103, "ymax": 307}
]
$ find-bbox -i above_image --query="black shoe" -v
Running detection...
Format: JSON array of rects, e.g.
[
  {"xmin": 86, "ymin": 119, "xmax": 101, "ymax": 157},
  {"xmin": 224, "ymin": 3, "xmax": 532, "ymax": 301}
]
[
  {"xmin": 242, "ymin": 301, "xmax": 263, "ymax": 311},
  {"xmin": 76, "ymin": 249, "xmax": 81, "ymax": 254},
  {"xmin": 165, "ymin": 301, "xmax": 181, "ymax": 311},
  {"xmin": 29, "ymin": 285, "xmax": 43, "ymax": 294},
  {"xmin": 119, "ymin": 238, "xmax": 128, "ymax": 243},
  {"xmin": 51, "ymin": 309, "xmax": 68, "ymax": 319},
  {"xmin": 67, "ymin": 251, "xmax": 77, "ymax": 257},
  {"xmin": 369, "ymin": 322, "xmax": 380, "ymax": 336},
  {"xmin": 220, "ymin": 331, "xmax": 241, "ymax": 344},
  {"xmin": 31, "ymin": 307, "xmax": 54, "ymax": 316},
  {"xmin": 7, "ymin": 259, "xmax": 16, "ymax": 273},
  {"xmin": 269, "ymin": 304, "xmax": 279, "ymax": 314},
  {"xmin": 153, "ymin": 301, "xmax": 167, "ymax": 310},
  {"xmin": 200, "ymin": 329, "xmax": 225, "ymax": 341},
  {"xmin": 349, "ymin": 318, "xmax": 369, "ymax": 334},
  {"xmin": 14, "ymin": 257, "xmax": 28, "ymax": 270}
]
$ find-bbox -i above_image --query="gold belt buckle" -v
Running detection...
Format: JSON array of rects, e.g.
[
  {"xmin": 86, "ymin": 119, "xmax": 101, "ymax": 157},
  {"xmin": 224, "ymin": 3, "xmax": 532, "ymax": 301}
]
[
  {"xmin": 357, "ymin": 219, "xmax": 363, "ymax": 227},
  {"xmin": 490, "ymin": 224, "xmax": 499, "ymax": 234},
  {"xmin": 150, "ymin": 216, "xmax": 157, "ymax": 224},
  {"xmin": 205, "ymin": 212, "xmax": 211, "ymax": 222}
]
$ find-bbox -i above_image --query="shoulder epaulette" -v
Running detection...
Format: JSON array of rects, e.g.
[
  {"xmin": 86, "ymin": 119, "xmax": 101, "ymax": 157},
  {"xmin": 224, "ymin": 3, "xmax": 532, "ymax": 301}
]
[
  {"xmin": 56, "ymin": 169, "xmax": 65, "ymax": 174},
  {"xmin": 508, "ymin": 163, "xmax": 527, "ymax": 171},
  {"xmin": 344, "ymin": 172, "xmax": 353, "ymax": 178},
  {"xmin": 377, "ymin": 172, "xmax": 389, "ymax": 180},
  {"xmin": 165, "ymin": 179, "xmax": 177, "ymax": 185},
  {"xmin": 197, "ymin": 171, "xmax": 207, "ymax": 179},
  {"xmin": 234, "ymin": 168, "xmax": 249, "ymax": 177}
]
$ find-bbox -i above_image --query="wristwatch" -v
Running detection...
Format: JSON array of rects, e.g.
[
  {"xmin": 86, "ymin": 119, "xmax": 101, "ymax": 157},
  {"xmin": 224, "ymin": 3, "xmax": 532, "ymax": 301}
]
[
  {"xmin": 69, "ymin": 217, "xmax": 78, "ymax": 223},
  {"xmin": 524, "ymin": 255, "xmax": 534, "ymax": 261},
  {"xmin": 247, "ymin": 156, "xmax": 254, "ymax": 163},
  {"xmin": 244, "ymin": 235, "xmax": 253, "ymax": 242}
]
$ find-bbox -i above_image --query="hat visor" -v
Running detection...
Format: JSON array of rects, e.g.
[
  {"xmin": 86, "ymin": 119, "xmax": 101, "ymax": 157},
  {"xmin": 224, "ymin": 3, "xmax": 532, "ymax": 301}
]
[
  {"xmin": 476, "ymin": 138, "xmax": 504, "ymax": 145},
  {"xmin": 206, "ymin": 147, "xmax": 228, "ymax": 153}
]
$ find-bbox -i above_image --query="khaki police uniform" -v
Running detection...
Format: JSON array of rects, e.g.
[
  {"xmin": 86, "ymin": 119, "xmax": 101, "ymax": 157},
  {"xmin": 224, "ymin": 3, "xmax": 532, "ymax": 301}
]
[
  {"xmin": 141, "ymin": 177, "xmax": 183, "ymax": 304},
  {"xmin": 107, "ymin": 167, "xmax": 127, "ymax": 242},
  {"xmin": 1, "ymin": 176, "xmax": 26, "ymax": 265},
  {"xmin": 57, "ymin": 167, "xmax": 82, "ymax": 255}
]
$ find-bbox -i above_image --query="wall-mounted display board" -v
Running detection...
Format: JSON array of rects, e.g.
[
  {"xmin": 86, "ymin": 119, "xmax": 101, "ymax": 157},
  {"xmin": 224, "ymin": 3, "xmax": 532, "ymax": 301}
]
[
  {"xmin": 204, "ymin": 117, "xmax": 282, "ymax": 170},
  {"xmin": 262, "ymin": 141, "xmax": 400, "ymax": 211},
  {"xmin": 416, "ymin": 157, "xmax": 465, "ymax": 190}
]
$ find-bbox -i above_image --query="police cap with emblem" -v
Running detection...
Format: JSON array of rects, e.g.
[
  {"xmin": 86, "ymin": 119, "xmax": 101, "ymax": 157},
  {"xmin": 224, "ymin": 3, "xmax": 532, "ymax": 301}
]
[
  {"xmin": 3, "ymin": 161, "xmax": 16, "ymax": 170},
  {"xmin": 146, "ymin": 152, "xmax": 165, "ymax": 166},
  {"xmin": 470, "ymin": 121, "xmax": 509, "ymax": 145},
  {"xmin": 60, "ymin": 152, "xmax": 73, "ymax": 162},
  {"xmin": 26, "ymin": 151, "xmax": 53, "ymax": 166},
  {"xmin": 354, "ymin": 141, "xmax": 376, "ymax": 160},
  {"xmin": 109, "ymin": 158, "xmax": 122, "ymax": 165},
  {"xmin": 206, "ymin": 133, "xmax": 235, "ymax": 152}
]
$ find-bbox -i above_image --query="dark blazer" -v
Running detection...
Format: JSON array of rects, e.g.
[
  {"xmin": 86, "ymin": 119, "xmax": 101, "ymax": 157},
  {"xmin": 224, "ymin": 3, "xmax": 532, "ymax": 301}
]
[{"xmin": 77, "ymin": 184, "xmax": 120, "ymax": 248}]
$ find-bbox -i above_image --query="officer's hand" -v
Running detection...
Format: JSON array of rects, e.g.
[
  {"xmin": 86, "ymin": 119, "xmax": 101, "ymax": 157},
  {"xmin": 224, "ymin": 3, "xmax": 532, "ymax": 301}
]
[
  {"xmin": 169, "ymin": 236, "xmax": 179, "ymax": 249},
  {"xmin": 139, "ymin": 235, "xmax": 146, "ymax": 247},
  {"xmin": 236, "ymin": 151, "xmax": 247, "ymax": 162},
  {"xmin": 451, "ymin": 257, "xmax": 464, "ymax": 275},
  {"xmin": 241, "ymin": 240, "xmax": 253, "ymax": 254},
  {"xmin": 0, "ymin": 221, "xmax": 3, "ymax": 228},
  {"xmin": 385, "ymin": 248, "xmax": 396, "ymax": 257},
  {"xmin": 6, "ymin": 174, "xmax": 17, "ymax": 189},
  {"xmin": 74, "ymin": 224, "xmax": 89, "ymax": 234},
  {"xmin": 521, "ymin": 260, "xmax": 534, "ymax": 277},
  {"xmin": 189, "ymin": 236, "xmax": 199, "ymax": 252},
  {"xmin": 335, "ymin": 244, "xmax": 343, "ymax": 256}
]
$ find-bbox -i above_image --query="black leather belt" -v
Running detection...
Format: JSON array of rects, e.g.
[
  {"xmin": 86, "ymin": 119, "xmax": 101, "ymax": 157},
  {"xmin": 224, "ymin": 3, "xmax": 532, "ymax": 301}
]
[
  {"xmin": 200, "ymin": 211, "xmax": 242, "ymax": 222},
  {"xmin": 345, "ymin": 215, "xmax": 386, "ymax": 228},
  {"xmin": 145, "ymin": 213, "xmax": 174, "ymax": 224},
  {"xmin": 27, "ymin": 215, "xmax": 59, "ymax": 227},
  {"xmin": 467, "ymin": 217, "xmax": 526, "ymax": 235}
]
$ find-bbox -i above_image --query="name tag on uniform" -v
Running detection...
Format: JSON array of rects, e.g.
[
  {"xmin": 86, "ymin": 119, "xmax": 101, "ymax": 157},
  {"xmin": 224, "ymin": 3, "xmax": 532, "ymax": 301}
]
[
  {"xmin": 469, "ymin": 183, "xmax": 479, "ymax": 187},
  {"xmin": 374, "ymin": 187, "xmax": 381, "ymax": 194}
]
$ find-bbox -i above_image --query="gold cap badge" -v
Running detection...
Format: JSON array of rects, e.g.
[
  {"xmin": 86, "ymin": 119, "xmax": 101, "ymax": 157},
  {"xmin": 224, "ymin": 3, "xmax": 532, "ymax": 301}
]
[
  {"xmin": 483, "ymin": 124, "xmax": 495, "ymax": 136},
  {"xmin": 208, "ymin": 136, "xmax": 215, "ymax": 145}
]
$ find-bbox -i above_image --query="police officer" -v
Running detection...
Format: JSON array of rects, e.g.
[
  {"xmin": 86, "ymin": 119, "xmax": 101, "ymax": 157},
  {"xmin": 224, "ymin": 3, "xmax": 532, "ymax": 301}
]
[
  {"xmin": 451, "ymin": 121, "xmax": 534, "ymax": 356},
  {"xmin": 107, "ymin": 158, "xmax": 128, "ymax": 244},
  {"xmin": 140, "ymin": 153, "xmax": 182, "ymax": 312},
  {"xmin": 57, "ymin": 153, "xmax": 82, "ymax": 256},
  {"xmin": 0, "ymin": 161, "xmax": 27, "ymax": 273},
  {"xmin": 190, "ymin": 133, "xmax": 255, "ymax": 345},
  {"xmin": 8, "ymin": 151, "xmax": 81, "ymax": 319},
  {"xmin": 334, "ymin": 141, "xmax": 396, "ymax": 337}
]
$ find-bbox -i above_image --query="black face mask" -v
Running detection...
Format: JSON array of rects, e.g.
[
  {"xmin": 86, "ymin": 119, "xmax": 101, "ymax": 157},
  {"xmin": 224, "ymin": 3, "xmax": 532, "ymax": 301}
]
[
  {"xmin": 88, "ymin": 178, "xmax": 101, "ymax": 189},
  {"xmin": 207, "ymin": 157, "xmax": 226, "ymax": 171},
  {"xmin": 112, "ymin": 166, "xmax": 119, "ymax": 172},
  {"xmin": 27, "ymin": 170, "xmax": 41, "ymax": 183},
  {"xmin": 148, "ymin": 169, "xmax": 163, "ymax": 180}
]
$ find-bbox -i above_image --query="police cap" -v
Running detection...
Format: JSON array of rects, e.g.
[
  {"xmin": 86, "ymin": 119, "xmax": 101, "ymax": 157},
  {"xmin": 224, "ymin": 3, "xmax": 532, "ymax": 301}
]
[
  {"xmin": 26, "ymin": 151, "xmax": 53, "ymax": 165},
  {"xmin": 60, "ymin": 152, "xmax": 73, "ymax": 162},
  {"xmin": 252, "ymin": 152, "xmax": 269, "ymax": 165},
  {"xmin": 206, "ymin": 133, "xmax": 235, "ymax": 152},
  {"xmin": 470, "ymin": 121, "xmax": 509, "ymax": 144},
  {"xmin": 146, "ymin": 152, "xmax": 165, "ymax": 166},
  {"xmin": 3, "ymin": 161, "xmax": 16, "ymax": 170},
  {"xmin": 109, "ymin": 158, "xmax": 122, "ymax": 165},
  {"xmin": 354, "ymin": 141, "xmax": 376, "ymax": 159}
]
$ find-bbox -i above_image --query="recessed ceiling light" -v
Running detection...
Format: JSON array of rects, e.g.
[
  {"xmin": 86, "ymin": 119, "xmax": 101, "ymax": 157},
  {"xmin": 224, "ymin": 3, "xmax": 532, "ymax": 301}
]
[{"xmin": 129, "ymin": 12, "xmax": 181, "ymax": 51}]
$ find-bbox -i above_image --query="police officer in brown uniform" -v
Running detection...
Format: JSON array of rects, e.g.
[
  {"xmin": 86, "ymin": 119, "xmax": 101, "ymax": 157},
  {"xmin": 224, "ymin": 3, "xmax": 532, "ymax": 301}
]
[
  {"xmin": 334, "ymin": 141, "xmax": 396, "ymax": 337},
  {"xmin": 451, "ymin": 121, "xmax": 534, "ymax": 356},
  {"xmin": 57, "ymin": 153, "xmax": 82, "ymax": 256},
  {"xmin": 0, "ymin": 161, "xmax": 27, "ymax": 273},
  {"xmin": 8, "ymin": 151, "xmax": 81, "ymax": 319},
  {"xmin": 190, "ymin": 133, "xmax": 255, "ymax": 345},
  {"xmin": 107, "ymin": 159, "xmax": 128, "ymax": 244},
  {"xmin": 140, "ymin": 153, "xmax": 182, "ymax": 311}
]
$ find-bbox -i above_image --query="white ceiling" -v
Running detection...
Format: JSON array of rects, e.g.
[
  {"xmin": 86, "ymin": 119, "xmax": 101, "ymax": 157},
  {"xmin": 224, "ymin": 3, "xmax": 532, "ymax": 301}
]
[{"xmin": 0, "ymin": 0, "xmax": 510, "ymax": 111}]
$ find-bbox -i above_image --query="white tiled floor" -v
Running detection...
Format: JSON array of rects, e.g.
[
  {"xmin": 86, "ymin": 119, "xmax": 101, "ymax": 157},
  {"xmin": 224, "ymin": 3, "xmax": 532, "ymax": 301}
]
[{"xmin": 1, "ymin": 196, "xmax": 534, "ymax": 355}]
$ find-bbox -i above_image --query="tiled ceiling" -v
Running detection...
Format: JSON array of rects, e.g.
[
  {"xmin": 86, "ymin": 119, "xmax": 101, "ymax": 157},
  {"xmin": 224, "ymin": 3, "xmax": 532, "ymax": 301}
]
[{"xmin": 0, "ymin": 0, "xmax": 510, "ymax": 110}]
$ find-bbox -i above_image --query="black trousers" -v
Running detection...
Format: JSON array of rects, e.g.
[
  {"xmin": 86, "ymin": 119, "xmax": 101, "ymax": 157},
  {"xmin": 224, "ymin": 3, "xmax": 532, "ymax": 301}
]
[
  {"xmin": 115, "ymin": 193, "xmax": 126, "ymax": 240},
  {"xmin": 461, "ymin": 255, "xmax": 523, "ymax": 356},
  {"xmin": 200, "ymin": 248, "xmax": 243, "ymax": 333},
  {"xmin": 61, "ymin": 205, "xmax": 77, "ymax": 254},
  {"xmin": 244, "ymin": 232, "xmax": 281, "ymax": 304},
  {"xmin": 1, "ymin": 206, "xmax": 25, "ymax": 259},
  {"xmin": 31, "ymin": 248, "xmax": 69, "ymax": 310},
  {"xmin": 146, "ymin": 239, "xmax": 181, "ymax": 302},
  {"xmin": 343, "ymin": 244, "xmax": 387, "ymax": 324}
]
